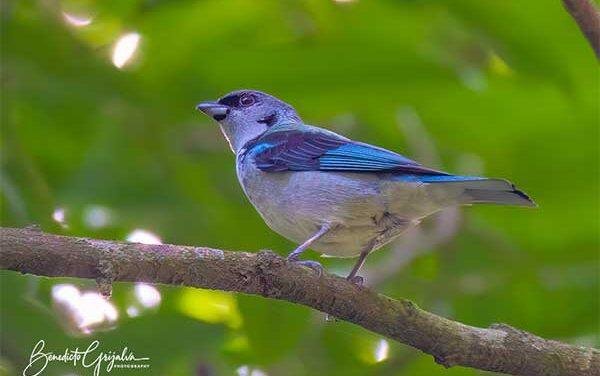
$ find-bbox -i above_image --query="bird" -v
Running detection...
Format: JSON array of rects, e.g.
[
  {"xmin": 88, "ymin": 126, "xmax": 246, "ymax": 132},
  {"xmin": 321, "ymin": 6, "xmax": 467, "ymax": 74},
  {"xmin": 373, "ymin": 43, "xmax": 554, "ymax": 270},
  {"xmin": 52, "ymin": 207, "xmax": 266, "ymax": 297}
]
[{"xmin": 196, "ymin": 90, "xmax": 535, "ymax": 283}]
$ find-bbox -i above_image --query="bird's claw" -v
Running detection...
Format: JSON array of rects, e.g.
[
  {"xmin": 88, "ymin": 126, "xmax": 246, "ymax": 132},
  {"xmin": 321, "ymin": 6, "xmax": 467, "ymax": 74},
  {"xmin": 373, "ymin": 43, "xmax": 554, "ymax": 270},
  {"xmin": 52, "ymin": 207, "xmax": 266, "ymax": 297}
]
[
  {"xmin": 347, "ymin": 275, "xmax": 364, "ymax": 286},
  {"xmin": 287, "ymin": 258, "xmax": 324, "ymax": 276}
]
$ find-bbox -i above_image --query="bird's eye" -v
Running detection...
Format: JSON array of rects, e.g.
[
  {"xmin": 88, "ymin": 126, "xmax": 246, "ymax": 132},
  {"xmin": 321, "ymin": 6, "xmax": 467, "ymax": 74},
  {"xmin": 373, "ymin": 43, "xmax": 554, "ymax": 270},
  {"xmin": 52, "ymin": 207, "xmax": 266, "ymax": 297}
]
[{"xmin": 239, "ymin": 94, "xmax": 255, "ymax": 107}]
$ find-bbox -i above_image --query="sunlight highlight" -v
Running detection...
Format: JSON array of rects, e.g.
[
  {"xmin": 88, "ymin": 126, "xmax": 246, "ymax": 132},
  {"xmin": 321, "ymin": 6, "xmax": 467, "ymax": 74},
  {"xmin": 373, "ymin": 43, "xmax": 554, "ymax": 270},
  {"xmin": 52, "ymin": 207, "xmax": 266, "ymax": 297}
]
[
  {"xmin": 52, "ymin": 284, "xmax": 79, "ymax": 303},
  {"xmin": 83, "ymin": 205, "xmax": 112, "ymax": 229},
  {"xmin": 134, "ymin": 283, "xmax": 161, "ymax": 308},
  {"xmin": 52, "ymin": 284, "xmax": 118, "ymax": 334},
  {"xmin": 126, "ymin": 306, "xmax": 140, "ymax": 317},
  {"xmin": 78, "ymin": 292, "xmax": 118, "ymax": 327},
  {"xmin": 374, "ymin": 339, "xmax": 389, "ymax": 362},
  {"xmin": 62, "ymin": 12, "xmax": 93, "ymax": 27},
  {"xmin": 237, "ymin": 366, "xmax": 268, "ymax": 376},
  {"xmin": 111, "ymin": 32, "xmax": 141, "ymax": 69},
  {"xmin": 126, "ymin": 229, "xmax": 162, "ymax": 245},
  {"xmin": 52, "ymin": 207, "xmax": 67, "ymax": 227}
]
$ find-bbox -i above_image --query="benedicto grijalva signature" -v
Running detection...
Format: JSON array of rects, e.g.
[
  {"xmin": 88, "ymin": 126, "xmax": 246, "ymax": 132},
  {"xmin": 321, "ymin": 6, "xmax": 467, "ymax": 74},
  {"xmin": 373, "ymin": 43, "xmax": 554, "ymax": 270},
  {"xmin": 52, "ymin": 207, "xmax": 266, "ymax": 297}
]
[{"xmin": 22, "ymin": 339, "xmax": 150, "ymax": 376}]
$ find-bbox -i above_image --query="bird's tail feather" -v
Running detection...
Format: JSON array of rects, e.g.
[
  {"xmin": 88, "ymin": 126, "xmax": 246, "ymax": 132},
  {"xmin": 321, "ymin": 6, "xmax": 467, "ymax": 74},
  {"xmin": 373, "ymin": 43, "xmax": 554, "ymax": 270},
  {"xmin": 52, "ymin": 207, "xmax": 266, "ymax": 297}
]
[
  {"xmin": 423, "ymin": 176, "xmax": 536, "ymax": 207},
  {"xmin": 464, "ymin": 186, "xmax": 535, "ymax": 207}
]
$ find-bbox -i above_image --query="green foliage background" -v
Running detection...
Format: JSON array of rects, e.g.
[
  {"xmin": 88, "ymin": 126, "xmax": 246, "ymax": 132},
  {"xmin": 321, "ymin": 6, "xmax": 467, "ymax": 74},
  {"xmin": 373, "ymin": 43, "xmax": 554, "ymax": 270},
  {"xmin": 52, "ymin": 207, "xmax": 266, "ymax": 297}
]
[{"xmin": 1, "ymin": 1, "xmax": 598, "ymax": 375}]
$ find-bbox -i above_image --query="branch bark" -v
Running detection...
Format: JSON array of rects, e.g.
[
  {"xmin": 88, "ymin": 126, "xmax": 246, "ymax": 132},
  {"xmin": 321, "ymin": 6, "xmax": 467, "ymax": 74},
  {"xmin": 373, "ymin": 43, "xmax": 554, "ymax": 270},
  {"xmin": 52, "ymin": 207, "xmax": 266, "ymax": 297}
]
[
  {"xmin": 1, "ymin": 227, "xmax": 598, "ymax": 376},
  {"xmin": 563, "ymin": 0, "xmax": 600, "ymax": 59}
]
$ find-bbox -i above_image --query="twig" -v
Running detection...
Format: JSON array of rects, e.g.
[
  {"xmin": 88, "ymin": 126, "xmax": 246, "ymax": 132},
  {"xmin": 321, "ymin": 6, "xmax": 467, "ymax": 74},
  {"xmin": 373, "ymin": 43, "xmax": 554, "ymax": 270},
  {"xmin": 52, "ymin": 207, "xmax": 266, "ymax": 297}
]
[
  {"xmin": 563, "ymin": 0, "xmax": 600, "ymax": 59},
  {"xmin": 1, "ymin": 227, "xmax": 598, "ymax": 376}
]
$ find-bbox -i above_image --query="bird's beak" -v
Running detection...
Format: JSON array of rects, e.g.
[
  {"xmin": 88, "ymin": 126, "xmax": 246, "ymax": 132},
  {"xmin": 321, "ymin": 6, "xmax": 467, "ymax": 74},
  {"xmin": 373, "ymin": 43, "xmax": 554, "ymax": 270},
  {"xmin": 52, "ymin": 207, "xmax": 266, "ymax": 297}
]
[{"xmin": 196, "ymin": 101, "xmax": 229, "ymax": 121}]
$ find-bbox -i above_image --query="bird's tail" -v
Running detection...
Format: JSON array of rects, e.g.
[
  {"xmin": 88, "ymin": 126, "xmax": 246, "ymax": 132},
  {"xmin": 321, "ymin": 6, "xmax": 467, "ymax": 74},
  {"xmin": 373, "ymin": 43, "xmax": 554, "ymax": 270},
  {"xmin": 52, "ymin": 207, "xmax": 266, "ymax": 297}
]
[{"xmin": 420, "ymin": 176, "xmax": 536, "ymax": 207}]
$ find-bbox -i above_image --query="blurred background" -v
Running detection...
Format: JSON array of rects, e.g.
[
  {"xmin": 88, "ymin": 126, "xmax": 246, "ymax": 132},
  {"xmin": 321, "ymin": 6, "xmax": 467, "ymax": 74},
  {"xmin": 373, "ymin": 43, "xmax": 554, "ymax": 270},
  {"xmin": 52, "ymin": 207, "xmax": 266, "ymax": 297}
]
[{"xmin": 1, "ymin": 0, "xmax": 598, "ymax": 375}]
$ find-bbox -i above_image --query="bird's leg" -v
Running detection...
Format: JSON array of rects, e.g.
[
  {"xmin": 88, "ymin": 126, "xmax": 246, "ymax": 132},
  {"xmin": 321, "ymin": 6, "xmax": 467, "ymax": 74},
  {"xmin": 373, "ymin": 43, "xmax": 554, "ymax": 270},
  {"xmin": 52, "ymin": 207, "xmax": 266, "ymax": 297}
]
[
  {"xmin": 346, "ymin": 242, "xmax": 375, "ymax": 286},
  {"xmin": 287, "ymin": 223, "xmax": 332, "ymax": 261},
  {"xmin": 287, "ymin": 223, "xmax": 332, "ymax": 274}
]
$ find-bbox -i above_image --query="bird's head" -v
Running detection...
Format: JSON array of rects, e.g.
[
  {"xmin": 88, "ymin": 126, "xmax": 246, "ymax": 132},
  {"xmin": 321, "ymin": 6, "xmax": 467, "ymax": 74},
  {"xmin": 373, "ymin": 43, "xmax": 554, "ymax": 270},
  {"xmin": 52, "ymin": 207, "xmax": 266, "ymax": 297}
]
[{"xmin": 196, "ymin": 90, "xmax": 301, "ymax": 153}]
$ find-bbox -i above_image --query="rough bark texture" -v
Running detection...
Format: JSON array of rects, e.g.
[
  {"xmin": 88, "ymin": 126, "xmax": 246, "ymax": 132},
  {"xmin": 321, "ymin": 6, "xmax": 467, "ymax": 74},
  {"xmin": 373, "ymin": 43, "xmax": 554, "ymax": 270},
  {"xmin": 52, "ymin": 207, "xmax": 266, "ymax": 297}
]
[
  {"xmin": 1, "ymin": 227, "xmax": 598, "ymax": 376},
  {"xmin": 563, "ymin": 0, "xmax": 600, "ymax": 59}
]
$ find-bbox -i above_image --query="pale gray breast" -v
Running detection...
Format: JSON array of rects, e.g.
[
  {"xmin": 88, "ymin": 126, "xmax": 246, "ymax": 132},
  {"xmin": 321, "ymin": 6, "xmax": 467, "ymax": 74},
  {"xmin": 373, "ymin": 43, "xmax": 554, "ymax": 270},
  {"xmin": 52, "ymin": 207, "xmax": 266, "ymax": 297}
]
[{"xmin": 235, "ymin": 153, "xmax": 397, "ymax": 253}]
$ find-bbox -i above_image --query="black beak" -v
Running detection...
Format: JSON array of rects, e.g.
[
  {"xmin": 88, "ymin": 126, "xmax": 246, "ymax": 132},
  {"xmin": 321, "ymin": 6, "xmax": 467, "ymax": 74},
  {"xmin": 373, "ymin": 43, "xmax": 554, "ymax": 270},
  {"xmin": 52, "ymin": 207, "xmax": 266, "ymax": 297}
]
[{"xmin": 196, "ymin": 101, "xmax": 229, "ymax": 121}]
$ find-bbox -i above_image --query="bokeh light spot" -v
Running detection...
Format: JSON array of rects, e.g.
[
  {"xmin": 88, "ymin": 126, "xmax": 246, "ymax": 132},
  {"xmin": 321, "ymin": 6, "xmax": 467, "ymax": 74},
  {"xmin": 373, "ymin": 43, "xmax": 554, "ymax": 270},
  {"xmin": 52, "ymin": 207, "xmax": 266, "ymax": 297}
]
[
  {"xmin": 111, "ymin": 32, "xmax": 141, "ymax": 69},
  {"xmin": 52, "ymin": 284, "xmax": 118, "ymax": 335},
  {"xmin": 83, "ymin": 205, "xmax": 112, "ymax": 229},
  {"xmin": 237, "ymin": 366, "xmax": 268, "ymax": 376},
  {"xmin": 134, "ymin": 283, "xmax": 161, "ymax": 308},
  {"xmin": 127, "ymin": 306, "xmax": 140, "ymax": 318},
  {"xmin": 374, "ymin": 339, "xmax": 389, "ymax": 362},
  {"xmin": 52, "ymin": 207, "xmax": 67, "ymax": 227},
  {"xmin": 126, "ymin": 229, "xmax": 162, "ymax": 245},
  {"xmin": 62, "ymin": 12, "xmax": 93, "ymax": 27}
]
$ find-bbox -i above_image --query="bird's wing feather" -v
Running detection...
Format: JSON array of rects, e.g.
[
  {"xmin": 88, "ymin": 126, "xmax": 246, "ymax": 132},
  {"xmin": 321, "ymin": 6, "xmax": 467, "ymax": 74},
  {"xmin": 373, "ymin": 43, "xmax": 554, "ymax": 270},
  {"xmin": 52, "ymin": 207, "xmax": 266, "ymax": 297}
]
[{"xmin": 248, "ymin": 127, "xmax": 446, "ymax": 175}]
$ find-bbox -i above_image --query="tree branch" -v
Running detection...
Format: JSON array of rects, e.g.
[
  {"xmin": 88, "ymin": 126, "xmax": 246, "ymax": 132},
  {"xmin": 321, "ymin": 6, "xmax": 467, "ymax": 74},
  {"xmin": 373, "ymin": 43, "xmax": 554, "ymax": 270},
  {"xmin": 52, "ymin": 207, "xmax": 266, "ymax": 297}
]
[
  {"xmin": 1, "ymin": 227, "xmax": 597, "ymax": 376},
  {"xmin": 563, "ymin": 0, "xmax": 600, "ymax": 59}
]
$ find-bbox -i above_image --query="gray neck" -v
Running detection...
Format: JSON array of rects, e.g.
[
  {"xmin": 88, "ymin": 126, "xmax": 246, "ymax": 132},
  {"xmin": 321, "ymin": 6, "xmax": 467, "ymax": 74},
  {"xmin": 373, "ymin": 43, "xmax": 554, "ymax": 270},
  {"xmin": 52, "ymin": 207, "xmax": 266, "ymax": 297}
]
[{"xmin": 229, "ymin": 113, "xmax": 302, "ymax": 155}]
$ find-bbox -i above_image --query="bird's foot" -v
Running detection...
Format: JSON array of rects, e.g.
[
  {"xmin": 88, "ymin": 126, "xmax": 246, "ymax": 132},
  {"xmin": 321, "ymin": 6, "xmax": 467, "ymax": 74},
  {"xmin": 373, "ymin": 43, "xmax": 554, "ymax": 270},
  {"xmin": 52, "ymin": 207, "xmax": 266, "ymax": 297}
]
[
  {"xmin": 347, "ymin": 275, "xmax": 365, "ymax": 287},
  {"xmin": 287, "ymin": 257, "xmax": 324, "ymax": 276}
]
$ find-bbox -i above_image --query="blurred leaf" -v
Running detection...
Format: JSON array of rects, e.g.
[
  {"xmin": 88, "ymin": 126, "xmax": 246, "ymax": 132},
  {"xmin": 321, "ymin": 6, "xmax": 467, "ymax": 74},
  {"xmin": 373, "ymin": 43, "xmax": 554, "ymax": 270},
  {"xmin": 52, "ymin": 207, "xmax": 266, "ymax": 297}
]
[
  {"xmin": 237, "ymin": 295, "xmax": 311, "ymax": 365},
  {"xmin": 178, "ymin": 288, "xmax": 242, "ymax": 329}
]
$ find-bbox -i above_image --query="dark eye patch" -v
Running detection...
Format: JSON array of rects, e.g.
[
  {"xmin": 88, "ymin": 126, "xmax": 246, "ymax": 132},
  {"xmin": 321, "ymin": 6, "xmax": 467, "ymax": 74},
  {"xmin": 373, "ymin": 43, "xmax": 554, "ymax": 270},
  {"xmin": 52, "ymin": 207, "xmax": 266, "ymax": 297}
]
[
  {"xmin": 218, "ymin": 94, "xmax": 241, "ymax": 107},
  {"xmin": 257, "ymin": 113, "xmax": 277, "ymax": 126}
]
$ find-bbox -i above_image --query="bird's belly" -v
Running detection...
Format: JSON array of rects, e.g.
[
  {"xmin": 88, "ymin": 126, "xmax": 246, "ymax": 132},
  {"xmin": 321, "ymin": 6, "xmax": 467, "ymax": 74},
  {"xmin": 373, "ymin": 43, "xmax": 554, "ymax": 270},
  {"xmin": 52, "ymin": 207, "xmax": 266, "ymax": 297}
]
[{"xmin": 237, "ymin": 161, "xmax": 437, "ymax": 257}]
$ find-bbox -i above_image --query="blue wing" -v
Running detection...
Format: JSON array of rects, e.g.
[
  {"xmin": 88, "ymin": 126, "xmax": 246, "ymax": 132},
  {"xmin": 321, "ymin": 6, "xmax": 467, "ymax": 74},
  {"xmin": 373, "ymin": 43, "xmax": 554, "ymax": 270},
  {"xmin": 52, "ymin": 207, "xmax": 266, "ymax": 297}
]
[{"xmin": 248, "ymin": 128, "xmax": 447, "ymax": 175}]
